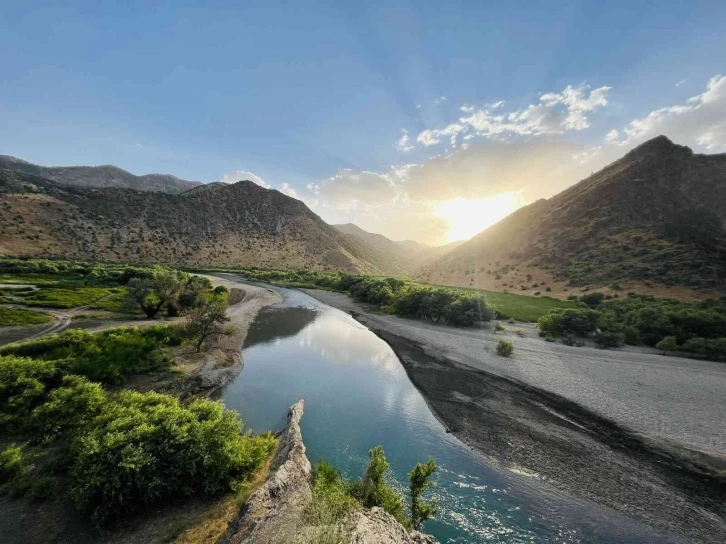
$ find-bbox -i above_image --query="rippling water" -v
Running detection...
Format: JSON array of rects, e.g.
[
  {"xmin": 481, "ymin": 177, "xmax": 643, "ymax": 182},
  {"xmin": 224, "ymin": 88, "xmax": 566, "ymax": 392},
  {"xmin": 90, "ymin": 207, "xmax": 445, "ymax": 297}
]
[{"xmin": 221, "ymin": 288, "xmax": 682, "ymax": 543}]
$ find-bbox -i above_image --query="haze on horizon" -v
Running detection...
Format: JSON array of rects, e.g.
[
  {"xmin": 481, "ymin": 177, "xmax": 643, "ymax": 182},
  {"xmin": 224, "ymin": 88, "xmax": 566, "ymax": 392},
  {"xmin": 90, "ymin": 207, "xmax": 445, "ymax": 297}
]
[{"xmin": 2, "ymin": 1, "xmax": 725, "ymax": 245}]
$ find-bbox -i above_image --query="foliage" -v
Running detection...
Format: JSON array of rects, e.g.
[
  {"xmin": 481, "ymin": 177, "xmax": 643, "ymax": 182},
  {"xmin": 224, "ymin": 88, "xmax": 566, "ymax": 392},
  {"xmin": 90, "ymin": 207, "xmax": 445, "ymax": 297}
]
[
  {"xmin": 494, "ymin": 322, "xmax": 505, "ymax": 333},
  {"xmin": 70, "ymin": 391, "xmax": 277, "ymax": 523},
  {"xmin": 353, "ymin": 446, "xmax": 407, "ymax": 525},
  {"xmin": 537, "ymin": 308, "xmax": 600, "ymax": 337},
  {"xmin": 496, "ymin": 340, "xmax": 514, "ymax": 357},
  {"xmin": 31, "ymin": 375, "xmax": 105, "ymax": 439},
  {"xmin": 185, "ymin": 295, "xmax": 231, "ymax": 352},
  {"xmin": 0, "ymin": 326, "xmax": 181, "ymax": 384},
  {"xmin": 0, "ymin": 307, "xmax": 51, "ymax": 326},
  {"xmin": 0, "ymin": 356, "xmax": 62, "ymax": 428},
  {"xmin": 306, "ymin": 460, "xmax": 359, "ymax": 533},
  {"xmin": 408, "ymin": 458, "xmax": 437, "ymax": 530},
  {"xmin": 0, "ymin": 444, "xmax": 25, "ymax": 484},
  {"xmin": 656, "ymin": 336, "xmax": 678, "ymax": 354},
  {"xmin": 20, "ymin": 287, "xmax": 119, "ymax": 309}
]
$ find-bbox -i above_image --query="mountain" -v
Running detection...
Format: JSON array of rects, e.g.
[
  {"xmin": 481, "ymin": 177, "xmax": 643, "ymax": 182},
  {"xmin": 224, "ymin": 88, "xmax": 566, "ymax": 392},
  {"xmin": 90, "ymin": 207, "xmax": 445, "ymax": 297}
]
[
  {"xmin": 333, "ymin": 223, "xmax": 463, "ymax": 270},
  {"xmin": 418, "ymin": 136, "xmax": 726, "ymax": 294},
  {"xmin": 0, "ymin": 155, "xmax": 202, "ymax": 194},
  {"xmin": 0, "ymin": 169, "xmax": 407, "ymax": 274}
]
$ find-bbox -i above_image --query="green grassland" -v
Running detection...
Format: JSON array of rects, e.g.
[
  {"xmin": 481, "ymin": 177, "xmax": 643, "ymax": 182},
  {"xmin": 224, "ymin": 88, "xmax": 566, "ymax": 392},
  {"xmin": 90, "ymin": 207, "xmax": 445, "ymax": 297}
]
[
  {"xmin": 20, "ymin": 286, "xmax": 122, "ymax": 309},
  {"xmin": 0, "ymin": 307, "xmax": 52, "ymax": 326}
]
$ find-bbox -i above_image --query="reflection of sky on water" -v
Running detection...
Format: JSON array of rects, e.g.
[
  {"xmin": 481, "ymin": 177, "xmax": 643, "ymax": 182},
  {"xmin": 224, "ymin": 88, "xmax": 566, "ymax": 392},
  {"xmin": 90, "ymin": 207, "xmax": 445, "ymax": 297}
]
[{"xmin": 222, "ymin": 288, "xmax": 684, "ymax": 544}]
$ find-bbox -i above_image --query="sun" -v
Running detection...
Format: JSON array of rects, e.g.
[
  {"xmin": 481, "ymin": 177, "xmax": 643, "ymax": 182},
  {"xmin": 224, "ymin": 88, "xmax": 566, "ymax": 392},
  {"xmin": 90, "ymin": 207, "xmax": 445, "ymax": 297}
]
[{"xmin": 436, "ymin": 193, "xmax": 524, "ymax": 243}]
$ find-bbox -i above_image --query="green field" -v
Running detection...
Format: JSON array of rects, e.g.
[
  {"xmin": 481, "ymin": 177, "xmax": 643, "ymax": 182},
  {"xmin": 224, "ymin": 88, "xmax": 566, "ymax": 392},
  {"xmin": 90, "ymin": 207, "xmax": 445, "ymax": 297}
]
[
  {"xmin": 20, "ymin": 287, "xmax": 120, "ymax": 309},
  {"xmin": 0, "ymin": 307, "xmax": 52, "ymax": 326},
  {"xmin": 421, "ymin": 284, "xmax": 577, "ymax": 322}
]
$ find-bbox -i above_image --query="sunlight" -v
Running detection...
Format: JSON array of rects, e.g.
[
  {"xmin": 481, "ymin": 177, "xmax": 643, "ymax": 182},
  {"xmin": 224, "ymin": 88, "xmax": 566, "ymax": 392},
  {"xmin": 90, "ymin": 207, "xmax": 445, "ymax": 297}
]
[{"xmin": 436, "ymin": 193, "xmax": 524, "ymax": 242}]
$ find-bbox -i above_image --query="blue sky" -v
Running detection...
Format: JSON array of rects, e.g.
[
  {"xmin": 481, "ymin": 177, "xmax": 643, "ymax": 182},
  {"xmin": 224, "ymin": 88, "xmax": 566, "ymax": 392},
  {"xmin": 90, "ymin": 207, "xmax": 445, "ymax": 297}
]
[{"xmin": 2, "ymin": 1, "xmax": 725, "ymax": 243}]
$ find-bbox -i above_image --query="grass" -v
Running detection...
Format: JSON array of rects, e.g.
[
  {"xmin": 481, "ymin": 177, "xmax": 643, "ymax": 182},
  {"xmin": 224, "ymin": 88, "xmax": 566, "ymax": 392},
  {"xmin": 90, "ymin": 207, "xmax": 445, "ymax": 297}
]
[
  {"xmin": 19, "ymin": 287, "xmax": 120, "ymax": 309},
  {"xmin": 416, "ymin": 282, "xmax": 576, "ymax": 322},
  {"xmin": 0, "ymin": 307, "xmax": 52, "ymax": 326},
  {"xmin": 88, "ymin": 288, "xmax": 136, "ymax": 313}
]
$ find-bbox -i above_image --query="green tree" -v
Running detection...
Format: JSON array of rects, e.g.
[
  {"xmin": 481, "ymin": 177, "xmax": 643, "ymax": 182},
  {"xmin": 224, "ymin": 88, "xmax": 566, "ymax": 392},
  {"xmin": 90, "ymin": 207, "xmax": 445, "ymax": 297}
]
[
  {"xmin": 656, "ymin": 336, "xmax": 678, "ymax": 354},
  {"xmin": 125, "ymin": 268, "xmax": 185, "ymax": 318},
  {"xmin": 185, "ymin": 296, "xmax": 231, "ymax": 352},
  {"xmin": 357, "ymin": 446, "xmax": 406, "ymax": 524},
  {"xmin": 409, "ymin": 458, "xmax": 437, "ymax": 530}
]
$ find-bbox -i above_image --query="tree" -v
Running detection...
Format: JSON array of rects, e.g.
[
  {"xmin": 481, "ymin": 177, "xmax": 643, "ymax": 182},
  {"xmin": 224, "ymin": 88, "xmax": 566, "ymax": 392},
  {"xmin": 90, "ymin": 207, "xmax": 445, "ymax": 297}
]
[
  {"xmin": 656, "ymin": 336, "xmax": 678, "ymax": 355},
  {"xmin": 409, "ymin": 458, "xmax": 437, "ymax": 530},
  {"xmin": 356, "ymin": 446, "xmax": 405, "ymax": 524},
  {"xmin": 185, "ymin": 297, "xmax": 230, "ymax": 352},
  {"xmin": 125, "ymin": 268, "xmax": 185, "ymax": 318}
]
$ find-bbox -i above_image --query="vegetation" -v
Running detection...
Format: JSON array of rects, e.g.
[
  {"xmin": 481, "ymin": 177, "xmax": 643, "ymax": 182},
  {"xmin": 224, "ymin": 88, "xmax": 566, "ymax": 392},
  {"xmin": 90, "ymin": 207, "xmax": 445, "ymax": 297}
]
[
  {"xmin": 537, "ymin": 292, "xmax": 726, "ymax": 360},
  {"xmin": 0, "ymin": 325, "xmax": 182, "ymax": 385},
  {"xmin": 309, "ymin": 446, "xmax": 438, "ymax": 534},
  {"xmin": 408, "ymin": 458, "xmax": 437, "ymax": 530},
  {"xmin": 496, "ymin": 340, "xmax": 514, "ymax": 357},
  {"xmin": 185, "ymin": 294, "xmax": 231, "ymax": 352},
  {"xmin": 21, "ymin": 286, "xmax": 120, "ymax": 309},
  {"xmin": 0, "ymin": 307, "xmax": 51, "ymax": 326},
  {"xmin": 0, "ymin": 350, "xmax": 276, "ymax": 525}
]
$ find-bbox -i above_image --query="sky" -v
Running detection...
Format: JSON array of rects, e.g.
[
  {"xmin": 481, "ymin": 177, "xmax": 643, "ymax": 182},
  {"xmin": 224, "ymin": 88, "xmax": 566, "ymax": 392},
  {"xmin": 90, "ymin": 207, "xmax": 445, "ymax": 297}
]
[{"xmin": 2, "ymin": 1, "xmax": 726, "ymax": 245}]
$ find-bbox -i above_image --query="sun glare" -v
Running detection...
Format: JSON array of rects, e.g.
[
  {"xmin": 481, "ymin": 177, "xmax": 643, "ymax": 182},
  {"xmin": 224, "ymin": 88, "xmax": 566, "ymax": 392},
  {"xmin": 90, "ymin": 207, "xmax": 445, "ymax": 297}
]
[{"xmin": 437, "ymin": 193, "xmax": 524, "ymax": 243}]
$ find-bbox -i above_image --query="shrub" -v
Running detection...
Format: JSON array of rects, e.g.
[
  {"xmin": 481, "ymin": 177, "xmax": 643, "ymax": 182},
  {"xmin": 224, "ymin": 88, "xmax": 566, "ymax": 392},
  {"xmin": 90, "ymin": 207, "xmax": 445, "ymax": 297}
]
[
  {"xmin": 409, "ymin": 458, "xmax": 437, "ymax": 530},
  {"xmin": 595, "ymin": 329, "xmax": 624, "ymax": 348},
  {"xmin": 352, "ymin": 446, "xmax": 406, "ymax": 525},
  {"xmin": 70, "ymin": 391, "xmax": 276, "ymax": 524},
  {"xmin": 656, "ymin": 336, "xmax": 678, "ymax": 354},
  {"xmin": 494, "ymin": 322, "xmax": 505, "ymax": 333},
  {"xmin": 307, "ymin": 461, "xmax": 358, "ymax": 528},
  {"xmin": 31, "ymin": 375, "xmax": 105, "ymax": 439},
  {"xmin": 537, "ymin": 308, "xmax": 599, "ymax": 337},
  {"xmin": 496, "ymin": 340, "xmax": 514, "ymax": 357},
  {"xmin": 0, "ymin": 444, "xmax": 25, "ymax": 484},
  {"xmin": 0, "ymin": 356, "xmax": 62, "ymax": 428},
  {"xmin": 580, "ymin": 292, "xmax": 606, "ymax": 308},
  {"xmin": 0, "ymin": 307, "xmax": 52, "ymax": 326}
]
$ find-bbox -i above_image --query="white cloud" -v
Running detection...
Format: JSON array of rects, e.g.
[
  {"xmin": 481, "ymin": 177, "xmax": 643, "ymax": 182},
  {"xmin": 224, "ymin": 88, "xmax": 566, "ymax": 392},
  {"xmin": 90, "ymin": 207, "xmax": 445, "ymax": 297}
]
[
  {"xmin": 279, "ymin": 183, "xmax": 299, "ymax": 199},
  {"xmin": 220, "ymin": 170, "xmax": 270, "ymax": 188},
  {"xmin": 417, "ymin": 83, "xmax": 611, "ymax": 147},
  {"xmin": 675, "ymin": 79, "xmax": 686, "ymax": 87},
  {"xmin": 609, "ymin": 74, "xmax": 726, "ymax": 151},
  {"xmin": 604, "ymin": 129, "xmax": 620, "ymax": 143},
  {"xmin": 396, "ymin": 129, "xmax": 415, "ymax": 152},
  {"xmin": 311, "ymin": 169, "xmax": 400, "ymax": 210}
]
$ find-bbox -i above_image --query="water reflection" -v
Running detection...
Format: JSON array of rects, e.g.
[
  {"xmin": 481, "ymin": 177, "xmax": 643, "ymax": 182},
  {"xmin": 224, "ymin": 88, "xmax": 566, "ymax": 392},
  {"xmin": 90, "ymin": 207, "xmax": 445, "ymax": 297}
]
[{"xmin": 222, "ymin": 288, "xmax": 684, "ymax": 544}]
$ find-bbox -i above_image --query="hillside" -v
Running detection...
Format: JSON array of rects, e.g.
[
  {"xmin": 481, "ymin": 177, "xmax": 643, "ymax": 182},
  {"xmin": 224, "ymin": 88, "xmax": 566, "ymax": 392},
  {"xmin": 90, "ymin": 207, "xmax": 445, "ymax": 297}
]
[
  {"xmin": 418, "ymin": 136, "xmax": 726, "ymax": 296},
  {"xmin": 0, "ymin": 169, "xmax": 407, "ymax": 274},
  {"xmin": 334, "ymin": 223, "xmax": 463, "ymax": 270},
  {"xmin": 0, "ymin": 155, "xmax": 202, "ymax": 194}
]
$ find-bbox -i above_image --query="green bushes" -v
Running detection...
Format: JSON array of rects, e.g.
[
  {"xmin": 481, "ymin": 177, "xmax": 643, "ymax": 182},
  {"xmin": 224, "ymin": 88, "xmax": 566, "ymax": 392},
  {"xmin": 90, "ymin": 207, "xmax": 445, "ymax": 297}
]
[
  {"xmin": 496, "ymin": 340, "xmax": 514, "ymax": 357},
  {"xmin": 408, "ymin": 458, "xmax": 437, "ymax": 530},
  {"xmin": 0, "ymin": 325, "xmax": 181, "ymax": 384},
  {"xmin": 536, "ymin": 292, "xmax": 726, "ymax": 359},
  {"xmin": 71, "ymin": 392, "xmax": 276, "ymax": 523},
  {"xmin": 0, "ymin": 445, "xmax": 25, "ymax": 484},
  {"xmin": 0, "ymin": 353, "xmax": 276, "ymax": 525},
  {"xmin": 0, "ymin": 307, "xmax": 52, "ymax": 326},
  {"xmin": 22, "ymin": 287, "xmax": 118, "ymax": 309}
]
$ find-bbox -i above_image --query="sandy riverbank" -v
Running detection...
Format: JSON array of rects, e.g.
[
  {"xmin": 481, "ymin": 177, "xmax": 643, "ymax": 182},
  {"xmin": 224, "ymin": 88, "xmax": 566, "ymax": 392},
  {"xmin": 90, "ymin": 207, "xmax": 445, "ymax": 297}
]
[{"xmin": 303, "ymin": 288, "xmax": 726, "ymax": 543}]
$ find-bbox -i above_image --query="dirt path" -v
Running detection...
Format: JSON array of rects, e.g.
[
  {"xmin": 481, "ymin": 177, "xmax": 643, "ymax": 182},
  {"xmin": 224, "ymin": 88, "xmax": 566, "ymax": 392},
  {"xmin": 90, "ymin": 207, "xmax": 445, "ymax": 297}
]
[{"xmin": 303, "ymin": 288, "xmax": 726, "ymax": 543}]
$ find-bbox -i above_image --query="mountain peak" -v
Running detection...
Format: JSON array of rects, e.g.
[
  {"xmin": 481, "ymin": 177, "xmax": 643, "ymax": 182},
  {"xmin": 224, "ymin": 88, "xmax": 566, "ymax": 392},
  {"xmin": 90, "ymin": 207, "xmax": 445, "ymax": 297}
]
[{"xmin": 625, "ymin": 135, "xmax": 693, "ymax": 159}]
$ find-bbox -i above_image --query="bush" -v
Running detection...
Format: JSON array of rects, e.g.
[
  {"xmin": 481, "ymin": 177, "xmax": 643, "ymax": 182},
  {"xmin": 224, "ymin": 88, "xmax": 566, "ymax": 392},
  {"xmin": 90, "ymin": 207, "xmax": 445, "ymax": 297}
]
[
  {"xmin": 496, "ymin": 340, "xmax": 514, "ymax": 357},
  {"xmin": 595, "ymin": 329, "xmax": 624, "ymax": 348},
  {"xmin": 0, "ymin": 326, "xmax": 181, "ymax": 384},
  {"xmin": 656, "ymin": 336, "xmax": 678, "ymax": 354},
  {"xmin": 537, "ymin": 308, "xmax": 599, "ymax": 337},
  {"xmin": 307, "ymin": 461, "xmax": 358, "ymax": 529},
  {"xmin": 352, "ymin": 446, "xmax": 406, "ymax": 525},
  {"xmin": 0, "ymin": 444, "xmax": 25, "ymax": 484},
  {"xmin": 0, "ymin": 356, "xmax": 62, "ymax": 428},
  {"xmin": 70, "ymin": 391, "xmax": 277, "ymax": 524},
  {"xmin": 494, "ymin": 322, "xmax": 505, "ymax": 333},
  {"xmin": 31, "ymin": 375, "xmax": 105, "ymax": 439},
  {"xmin": 409, "ymin": 458, "xmax": 437, "ymax": 530}
]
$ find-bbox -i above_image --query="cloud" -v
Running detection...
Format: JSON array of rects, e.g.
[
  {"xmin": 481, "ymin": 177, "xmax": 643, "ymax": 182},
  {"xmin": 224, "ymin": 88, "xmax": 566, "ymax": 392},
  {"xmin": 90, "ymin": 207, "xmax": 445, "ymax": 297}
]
[
  {"xmin": 416, "ymin": 83, "xmax": 611, "ymax": 147},
  {"xmin": 279, "ymin": 182, "xmax": 299, "ymax": 199},
  {"xmin": 310, "ymin": 169, "xmax": 400, "ymax": 210},
  {"xmin": 607, "ymin": 74, "xmax": 726, "ymax": 151},
  {"xmin": 220, "ymin": 170, "xmax": 270, "ymax": 188},
  {"xmin": 396, "ymin": 129, "xmax": 415, "ymax": 152},
  {"xmin": 675, "ymin": 79, "xmax": 686, "ymax": 87}
]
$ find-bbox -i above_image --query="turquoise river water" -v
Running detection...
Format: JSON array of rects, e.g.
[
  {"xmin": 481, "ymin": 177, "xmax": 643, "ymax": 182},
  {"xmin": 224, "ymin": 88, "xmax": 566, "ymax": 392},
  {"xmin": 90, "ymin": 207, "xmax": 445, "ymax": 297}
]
[{"xmin": 221, "ymin": 287, "xmax": 683, "ymax": 543}]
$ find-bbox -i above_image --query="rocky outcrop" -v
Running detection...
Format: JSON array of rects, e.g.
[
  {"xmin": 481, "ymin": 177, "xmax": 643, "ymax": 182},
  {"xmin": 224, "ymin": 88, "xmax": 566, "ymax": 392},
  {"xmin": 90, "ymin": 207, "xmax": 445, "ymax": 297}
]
[
  {"xmin": 221, "ymin": 400, "xmax": 438, "ymax": 544},
  {"xmin": 349, "ymin": 508, "xmax": 437, "ymax": 544},
  {"xmin": 221, "ymin": 400, "xmax": 312, "ymax": 544}
]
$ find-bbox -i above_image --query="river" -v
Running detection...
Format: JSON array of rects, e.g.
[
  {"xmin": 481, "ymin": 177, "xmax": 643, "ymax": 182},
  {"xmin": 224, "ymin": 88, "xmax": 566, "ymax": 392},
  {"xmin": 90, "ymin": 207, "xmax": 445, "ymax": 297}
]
[{"xmin": 221, "ymin": 287, "xmax": 683, "ymax": 543}]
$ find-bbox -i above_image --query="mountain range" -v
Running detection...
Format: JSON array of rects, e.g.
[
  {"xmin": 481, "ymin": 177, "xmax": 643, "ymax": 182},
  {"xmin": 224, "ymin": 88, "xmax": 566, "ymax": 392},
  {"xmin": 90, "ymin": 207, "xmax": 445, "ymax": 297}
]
[
  {"xmin": 1, "ymin": 135, "xmax": 725, "ymax": 294},
  {"xmin": 417, "ymin": 136, "xmax": 726, "ymax": 294}
]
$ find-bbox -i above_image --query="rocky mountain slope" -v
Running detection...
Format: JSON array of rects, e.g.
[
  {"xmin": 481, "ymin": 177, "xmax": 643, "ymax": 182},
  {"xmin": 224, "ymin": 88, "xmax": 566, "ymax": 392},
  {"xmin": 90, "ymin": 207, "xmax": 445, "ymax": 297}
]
[
  {"xmin": 334, "ymin": 223, "xmax": 463, "ymax": 271},
  {"xmin": 418, "ymin": 136, "xmax": 726, "ymax": 293},
  {"xmin": 0, "ymin": 154, "xmax": 202, "ymax": 193},
  {"xmin": 0, "ymin": 169, "xmax": 407, "ymax": 274}
]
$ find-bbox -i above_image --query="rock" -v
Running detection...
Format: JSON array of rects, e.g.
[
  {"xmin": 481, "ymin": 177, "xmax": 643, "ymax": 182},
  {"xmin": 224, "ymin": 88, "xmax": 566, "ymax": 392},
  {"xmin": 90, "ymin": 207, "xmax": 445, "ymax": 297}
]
[
  {"xmin": 349, "ymin": 508, "xmax": 437, "ymax": 544},
  {"xmin": 221, "ymin": 400, "xmax": 312, "ymax": 544}
]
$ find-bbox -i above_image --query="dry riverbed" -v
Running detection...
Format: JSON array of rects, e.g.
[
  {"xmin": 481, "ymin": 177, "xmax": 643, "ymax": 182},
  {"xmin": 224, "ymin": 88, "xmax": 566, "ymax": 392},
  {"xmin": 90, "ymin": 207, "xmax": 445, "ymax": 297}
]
[{"xmin": 304, "ymin": 288, "xmax": 726, "ymax": 543}]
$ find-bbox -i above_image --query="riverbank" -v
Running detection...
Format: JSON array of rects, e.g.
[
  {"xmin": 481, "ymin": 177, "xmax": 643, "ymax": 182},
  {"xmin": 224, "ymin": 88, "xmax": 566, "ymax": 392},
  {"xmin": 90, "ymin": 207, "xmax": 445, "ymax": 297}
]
[{"xmin": 303, "ymin": 288, "xmax": 726, "ymax": 543}]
